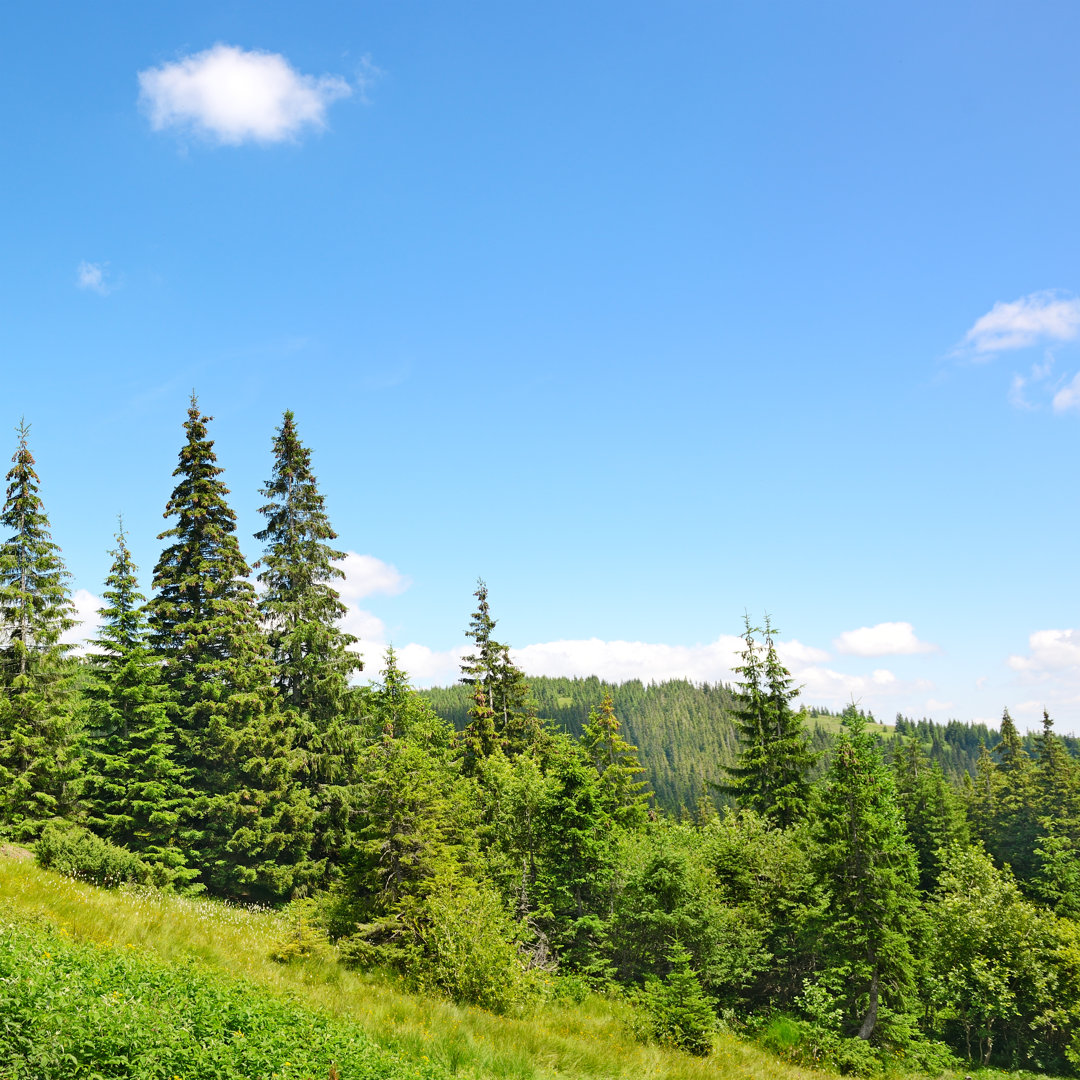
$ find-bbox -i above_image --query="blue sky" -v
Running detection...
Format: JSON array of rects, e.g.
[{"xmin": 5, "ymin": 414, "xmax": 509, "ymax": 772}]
[{"xmin": 5, "ymin": 2, "xmax": 1080, "ymax": 731}]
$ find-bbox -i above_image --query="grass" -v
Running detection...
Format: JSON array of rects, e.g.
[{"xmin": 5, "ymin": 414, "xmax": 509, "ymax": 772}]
[{"xmin": 0, "ymin": 850, "xmax": 1059, "ymax": 1080}]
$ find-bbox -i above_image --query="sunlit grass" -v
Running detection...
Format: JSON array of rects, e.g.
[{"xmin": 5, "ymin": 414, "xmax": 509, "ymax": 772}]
[{"xmin": 0, "ymin": 852, "xmax": 1055, "ymax": 1080}]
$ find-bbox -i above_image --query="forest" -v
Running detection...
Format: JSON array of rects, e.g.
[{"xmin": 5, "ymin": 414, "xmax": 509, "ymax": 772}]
[{"xmin": 2, "ymin": 398, "xmax": 1080, "ymax": 1077}]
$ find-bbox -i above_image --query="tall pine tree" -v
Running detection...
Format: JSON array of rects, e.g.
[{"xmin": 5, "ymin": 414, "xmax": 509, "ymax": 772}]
[
  {"xmin": 82, "ymin": 525, "xmax": 193, "ymax": 882},
  {"xmin": 722, "ymin": 615, "xmax": 816, "ymax": 828},
  {"xmin": 0, "ymin": 421, "xmax": 79, "ymax": 837},
  {"xmin": 147, "ymin": 396, "xmax": 314, "ymax": 898},
  {"xmin": 255, "ymin": 410, "xmax": 364, "ymax": 878}
]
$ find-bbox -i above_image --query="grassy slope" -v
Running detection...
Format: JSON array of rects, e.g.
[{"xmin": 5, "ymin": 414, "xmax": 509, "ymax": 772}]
[
  {"xmin": 0, "ymin": 852, "xmax": 820, "ymax": 1080},
  {"xmin": 0, "ymin": 852, "xmax": 1051, "ymax": 1080}
]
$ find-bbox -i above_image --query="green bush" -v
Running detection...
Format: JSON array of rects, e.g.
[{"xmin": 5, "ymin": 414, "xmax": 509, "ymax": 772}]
[
  {"xmin": 409, "ymin": 870, "xmax": 540, "ymax": 1015},
  {"xmin": 35, "ymin": 822, "xmax": 155, "ymax": 888},
  {"xmin": 630, "ymin": 943, "xmax": 715, "ymax": 1057},
  {"xmin": 268, "ymin": 897, "xmax": 333, "ymax": 964}
]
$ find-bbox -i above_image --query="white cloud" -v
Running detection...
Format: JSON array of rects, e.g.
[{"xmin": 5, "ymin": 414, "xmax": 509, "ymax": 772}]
[
  {"xmin": 925, "ymin": 698, "xmax": 953, "ymax": 713},
  {"xmin": 833, "ymin": 621, "xmax": 936, "ymax": 657},
  {"xmin": 961, "ymin": 291, "xmax": 1080, "ymax": 355},
  {"xmin": 61, "ymin": 589, "xmax": 104, "ymax": 654},
  {"xmin": 1008, "ymin": 628, "xmax": 1080, "ymax": 674},
  {"xmin": 77, "ymin": 261, "xmax": 111, "ymax": 295},
  {"xmin": 335, "ymin": 552, "xmax": 410, "ymax": 600},
  {"xmin": 511, "ymin": 634, "xmax": 747, "ymax": 685},
  {"xmin": 138, "ymin": 44, "xmax": 352, "ymax": 145},
  {"xmin": 1052, "ymin": 372, "xmax": 1080, "ymax": 413},
  {"xmin": 775, "ymin": 639, "xmax": 830, "ymax": 665}
]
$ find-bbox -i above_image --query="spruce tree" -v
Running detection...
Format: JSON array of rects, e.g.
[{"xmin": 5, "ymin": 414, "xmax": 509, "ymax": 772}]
[
  {"xmin": 255, "ymin": 410, "xmax": 364, "ymax": 877},
  {"xmin": 809, "ymin": 706, "xmax": 920, "ymax": 1045},
  {"xmin": 460, "ymin": 579, "xmax": 536, "ymax": 751},
  {"xmin": 0, "ymin": 421, "xmax": 79, "ymax": 837},
  {"xmin": 147, "ymin": 396, "xmax": 314, "ymax": 898},
  {"xmin": 82, "ymin": 526, "xmax": 193, "ymax": 882},
  {"xmin": 722, "ymin": 615, "xmax": 816, "ymax": 828},
  {"xmin": 581, "ymin": 690, "xmax": 651, "ymax": 827}
]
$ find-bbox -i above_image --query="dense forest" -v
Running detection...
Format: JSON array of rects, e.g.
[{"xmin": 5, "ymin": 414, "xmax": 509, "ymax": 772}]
[{"xmin": 2, "ymin": 400, "xmax": 1080, "ymax": 1076}]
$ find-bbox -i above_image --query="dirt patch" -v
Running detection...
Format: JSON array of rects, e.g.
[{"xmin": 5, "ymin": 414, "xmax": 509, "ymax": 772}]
[{"xmin": 0, "ymin": 843, "xmax": 33, "ymax": 861}]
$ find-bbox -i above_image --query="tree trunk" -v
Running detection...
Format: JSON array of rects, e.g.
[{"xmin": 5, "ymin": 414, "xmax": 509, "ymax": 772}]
[{"xmin": 857, "ymin": 968, "xmax": 879, "ymax": 1041}]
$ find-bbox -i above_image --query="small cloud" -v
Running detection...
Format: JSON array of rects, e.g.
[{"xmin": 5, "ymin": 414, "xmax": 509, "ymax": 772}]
[
  {"xmin": 61, "ymin": 589, "xmax": 105, "ymax": 654},
  {"xmin": 1052, "ymin": 372, "xmax": 1080, "ymax": 413},
  {"xmin": 138, "ymin": 44, "xmax": 352, "ymax": 145},
  {"xmin": 1008, "ymin": 628, "xmax": 1080, "ymax": 674},
  {"xmin": 335, "ymin": 552, "xmax": 410, "ymax": 600},
  {"xmin": 960, "ymin": 291, "xmax": 1080, "ymax": 356},
  {"xmin": 774, "ymin": 639, "xmax": 830, "ymax": 665},
  {"xmin": 833, "ymin": 621, "xmax": 936, "ymax": 657},
  {"xmin": 925, "ymin": 698, "xmax": 953, "ymax": 712},
  {"xmin": 77, "ymin": 261, "xmax": 112, "ymax": 295}
]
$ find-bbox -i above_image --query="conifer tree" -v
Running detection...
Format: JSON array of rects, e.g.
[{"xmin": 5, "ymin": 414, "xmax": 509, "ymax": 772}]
[
  {"xmin": 147, "ymin": 396, "xmax": 314, "ymax": 897},
  {"xmin": 808, "ymin": 706, "xmax": 920, "ymax": 1045},
  {"xmin": 722, "ymin": 615, "xmax": 816, "ymax": 828},
  {"xmin": 0, "ymin": 421, "xmax": 79, "ymax": 836},
  {"xmin": 460, "ymin": 579, "xmax": 536, "ymax": 751},
  {"xmin": 255, "ymin": 410, "xmax": 364, "ymax": 877},
  {"xmin": 581, "ymin": 690, "xmax": 650, "ymax": 827},
  {"xmin": 82, "ymin": 526, "xmax": 193, "ymax": 882},
  {"xmin": 255, "ymin": 409, "xmax": 362, "ymax": 715}
]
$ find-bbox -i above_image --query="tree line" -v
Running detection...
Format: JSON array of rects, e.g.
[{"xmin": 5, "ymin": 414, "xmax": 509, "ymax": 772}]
[{"xmin": 1, "ymin": 400, "xmax": 1079, "ymax": 1074}]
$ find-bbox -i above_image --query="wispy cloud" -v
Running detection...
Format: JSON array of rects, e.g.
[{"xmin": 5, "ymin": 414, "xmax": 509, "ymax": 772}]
[
  {"xmin": 138, "ymin": 44, "xmax": 352, "ymax": 145},
  {"xmin": 960, "ymin": 291, "xmax": 1080, "ymax": 356},
  {"xmin": 833, "ymin": 621, "xmax": 936, "ymax": 657},
  {"xmin": 76, "ymin": 261, "xmax": 112, "ymax": 295}
]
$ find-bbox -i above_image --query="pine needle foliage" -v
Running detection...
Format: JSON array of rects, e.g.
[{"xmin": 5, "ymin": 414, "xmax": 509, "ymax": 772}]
[
  {"xmin": 721, "ymin": 615, "xmax": 816, "ymax": 829},
  {"xmin": 0, "ymin": 421, "xmax": 79, "ymax": 836},
  {"xmin": 82, "ymin": 526, "xmax": 194, "ymax": 883},
  {"xmin": 255, "ymin": 410, "xmax": 364, "ymax": 878},
  {"xmin": 147, "ymin": 396, "xmax": 314, "ymax": 898},
  {"xmin": 581, "ymin": 690, "xmax": 651, "ymax": 827}
]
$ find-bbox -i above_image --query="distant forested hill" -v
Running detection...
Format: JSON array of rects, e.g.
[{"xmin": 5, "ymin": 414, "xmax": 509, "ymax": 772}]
[{"xmin": 421, "ymin": 677, "xmax": 1080, "ymax": 813}]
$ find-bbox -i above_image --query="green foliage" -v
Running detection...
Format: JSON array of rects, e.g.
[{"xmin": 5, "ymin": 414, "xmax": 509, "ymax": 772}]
[
  {"xmin": 721, "ymin": 615, "xmax": 817, "ymax": 828},
  {"xmin": 35, "ymin": 821, "xmax": 156, "ymax": 888},
  {"xmin": 581, "ymin": 690, "xmax": 651, "ymax": 827},
  {"xmin": 407, "ymin": 868, "xmax": 540, "ymax": 1015},
  {"xmin": 148, "ymin": 397, "xmax": 314, "ymax": 899},
  {"xmin": 807, "ymin": 706, "xmax": 921, "ymax": 1047},
  {"xmin": 0, "ymin": 420, "xmax": 79, "ymax": 838},
  {"xmin": 81, "ymin": 526, "xmax": 195, "ymax": 885},
  {"xmin": 256, "ymin": 410, "xmax": 365, "ymax": 880},
  {"xmin": 268, "ymin": 896, "xmax": 333, "ymax": 964},
  {"xmin": 0, "ymin": 912, "xmax": 452, "ymax": 1080},
  {"xmin": 630, "ymin": 942, "xmax": 715, "ymax": 1057}
]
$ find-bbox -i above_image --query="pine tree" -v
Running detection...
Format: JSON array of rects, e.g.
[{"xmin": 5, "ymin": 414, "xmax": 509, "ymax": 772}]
[
  {"xmin": 147, "ymin": 396, "xmax": 314, "ymax": 898},
  {"xmin": 0, "ymin": 421, "xmax": 79, "ymax": 837},
  {"xmin": 808, "ymin": 706, "xmax": 921, "ymax": 1045},
  {"xmin": 459, "ymin": 579, "xmax": 536, "ymax": 751},
  {"xmin": 255, "ymin": 409, "xmax": 362, "ymax": 715},
  {"xmin": 255, "ymin": 410, "xmax": 364, "ymax": 878},
  {"xmin": 722, "ymin": 615, "xmax": 816, "ymax": 828},
  {"xmin": 581, "ymin": 690, "xmax": 651, "ymax": 827},
  {"xmin": 82, "ymin": 526, "xmax": 193, "ymax": 882}
]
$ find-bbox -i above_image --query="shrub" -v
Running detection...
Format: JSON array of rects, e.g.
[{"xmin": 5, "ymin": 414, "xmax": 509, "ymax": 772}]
[
  {"xmin": 35, "ymin": 822, "xmax": 155, "ymax": 888},
  {"xmin": 268, "ymin": 897, "xmax": 333, "ymax": 964},
  {"xmin": 630, "ymin": 943, "xmax": 715, "ymax": 1057}
]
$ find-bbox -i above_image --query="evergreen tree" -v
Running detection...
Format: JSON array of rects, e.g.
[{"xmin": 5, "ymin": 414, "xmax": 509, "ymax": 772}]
[
  {"xmin": 82, "ymin": 526, "xmax": 193, "ymax": 882},
  {"xmin": 892, "ymin": 737, "xmax": 968, "ymax": 892},
  {"xmin": 255, "ymin": 410, "xmax": 364, "ymax": 877},
  {"xmin": 255, "ymin": 409, "xmax": 362, "ymax": 714},
  {"xmin": 581, "ymin": 690, "xmax": 651, "ymax": 827},
  {"xmin": 722, "ymin": 615, "xmax": 816, "ymax": 828},
  {"xmin": 808, "ymin": 706, "xmax": 921, "ymax": 1045},
  {"xmin": 0, "ymin": 421, "xmax": 79, "ymax": 837},
  {"xmin": 459, "ymin": 579, "xmax": 536, "ymax": 751},
  {"xmin": 147, "ymin": 396, "xmax": 314, "ymax": 898}
]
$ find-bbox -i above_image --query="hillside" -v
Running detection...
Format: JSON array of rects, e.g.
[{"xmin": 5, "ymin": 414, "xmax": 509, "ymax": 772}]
[
  {"xmin": 0, "ymin": 849, "xmax": 827, "ymax": 1080},
  {"xmin": 421, "ymin": 677, "xmax": 1080, "ymax": 813}
]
